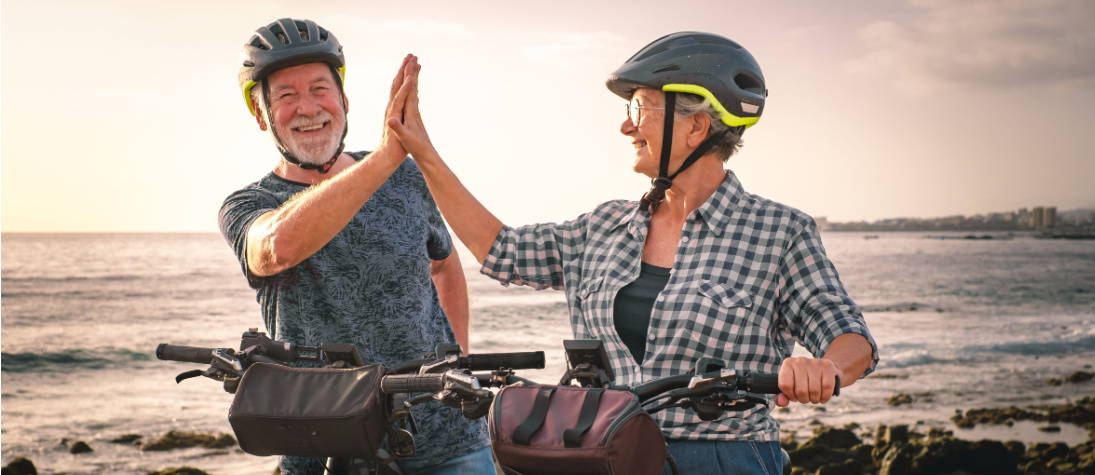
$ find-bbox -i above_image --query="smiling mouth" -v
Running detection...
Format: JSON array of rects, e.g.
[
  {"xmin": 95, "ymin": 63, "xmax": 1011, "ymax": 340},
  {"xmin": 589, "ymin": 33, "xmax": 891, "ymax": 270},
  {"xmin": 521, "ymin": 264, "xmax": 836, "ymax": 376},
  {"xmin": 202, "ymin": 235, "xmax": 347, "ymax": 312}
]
[{"xmin": 292, "ymin": 121, "xmax": 329, "ymax": 133}]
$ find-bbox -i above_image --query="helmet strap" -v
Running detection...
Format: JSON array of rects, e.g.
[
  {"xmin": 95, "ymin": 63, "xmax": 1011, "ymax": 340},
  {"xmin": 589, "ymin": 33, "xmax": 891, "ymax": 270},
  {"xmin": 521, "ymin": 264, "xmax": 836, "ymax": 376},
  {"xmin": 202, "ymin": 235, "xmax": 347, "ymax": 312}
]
[
  {"xmin": 639, "ymin": 92, "xmax": 728, "ymax": 213},
  {"xmin": 262, "ymin": 79, "xmax": 349, "ymax": 174}
]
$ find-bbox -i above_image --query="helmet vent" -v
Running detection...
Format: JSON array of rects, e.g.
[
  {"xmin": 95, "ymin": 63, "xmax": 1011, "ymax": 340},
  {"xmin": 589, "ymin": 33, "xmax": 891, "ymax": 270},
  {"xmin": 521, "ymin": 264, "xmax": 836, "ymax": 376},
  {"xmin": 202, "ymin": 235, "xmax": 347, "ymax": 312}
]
[
  {"xmin": 653, "ymin": 65, "xmax": 680, "ymax": 74},
  {"xmin": 734, "ymin": 73, "xmax": 763, "ymax": 94}
]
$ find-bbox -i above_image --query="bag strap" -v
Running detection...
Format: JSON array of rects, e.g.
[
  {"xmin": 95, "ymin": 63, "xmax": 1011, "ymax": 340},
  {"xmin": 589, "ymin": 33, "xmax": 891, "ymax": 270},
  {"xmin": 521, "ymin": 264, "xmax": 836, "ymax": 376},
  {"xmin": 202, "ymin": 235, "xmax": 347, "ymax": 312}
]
[
  {"xmin": 563, "ymin": 388, "xmax": 605, "ymax": 448},
  {"xmin": 512, "ymin": 386, "xmax": 556, "ymax": 446}
]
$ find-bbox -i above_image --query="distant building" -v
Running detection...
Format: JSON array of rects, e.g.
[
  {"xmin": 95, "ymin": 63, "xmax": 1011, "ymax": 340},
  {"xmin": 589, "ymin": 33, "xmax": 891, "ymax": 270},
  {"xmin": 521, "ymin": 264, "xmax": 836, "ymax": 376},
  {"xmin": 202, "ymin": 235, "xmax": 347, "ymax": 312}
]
[
  {"xmin": 1031, "ymin": 206, "xmax": 1045, "ymax": 230},
  {"xmin": 1044, "ymin": 207, "xmax": 1057, "ymax": 229},
  {"xmin": 815, "ymin": 216, "xmax": 830, "ymax": 231}
]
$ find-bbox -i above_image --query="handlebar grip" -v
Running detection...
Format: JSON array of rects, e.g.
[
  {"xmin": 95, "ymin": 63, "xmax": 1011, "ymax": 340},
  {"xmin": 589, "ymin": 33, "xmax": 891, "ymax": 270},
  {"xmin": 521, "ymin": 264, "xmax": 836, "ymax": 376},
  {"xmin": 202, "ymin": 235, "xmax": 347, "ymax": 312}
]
[
  {"xmin": 381, "ymin": 374, "xmax": 446, "ymax": 394},
  {"xmin": 156, "ymin": 344, "xmax": 216, "ymax": 364},
  {"xmin": 463, "ymin": 351, "xmax": 545, "ymax": 371},
  {"xmin": 742, "ymin": 372, "xmax": 840, "ymax": 397},
  {"xmin": 743, "ymin": 372, "xmax": 781, "ymax": 395}
]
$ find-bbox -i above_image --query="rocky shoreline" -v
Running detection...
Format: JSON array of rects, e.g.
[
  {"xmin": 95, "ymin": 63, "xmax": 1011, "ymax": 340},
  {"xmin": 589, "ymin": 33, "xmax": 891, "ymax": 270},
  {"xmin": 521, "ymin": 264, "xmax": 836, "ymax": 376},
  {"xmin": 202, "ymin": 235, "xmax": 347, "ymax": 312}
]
[
  {"xmin": 1, "ymin": 431, "xmax": 237, "ymax": 475},
  {"xmin": 782, "ymin": 395, "xmax": 1095, "ymax": 474}
]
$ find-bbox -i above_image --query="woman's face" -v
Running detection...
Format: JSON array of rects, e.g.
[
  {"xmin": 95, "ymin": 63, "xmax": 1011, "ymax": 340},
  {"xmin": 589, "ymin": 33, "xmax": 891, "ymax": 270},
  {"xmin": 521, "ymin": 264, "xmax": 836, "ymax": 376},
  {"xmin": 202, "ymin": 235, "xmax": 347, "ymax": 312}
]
[{"xmin": 620, "ymin": 88, "xmax": 695, "ymax": 179}]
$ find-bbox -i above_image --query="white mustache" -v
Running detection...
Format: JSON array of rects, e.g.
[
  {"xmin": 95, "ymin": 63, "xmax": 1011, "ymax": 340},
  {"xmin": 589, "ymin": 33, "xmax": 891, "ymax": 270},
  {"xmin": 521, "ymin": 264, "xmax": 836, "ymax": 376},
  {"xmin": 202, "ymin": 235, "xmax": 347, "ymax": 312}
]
[{"xmin": 288, "ymin": 110, "xmax": 333, "ymax": 130}]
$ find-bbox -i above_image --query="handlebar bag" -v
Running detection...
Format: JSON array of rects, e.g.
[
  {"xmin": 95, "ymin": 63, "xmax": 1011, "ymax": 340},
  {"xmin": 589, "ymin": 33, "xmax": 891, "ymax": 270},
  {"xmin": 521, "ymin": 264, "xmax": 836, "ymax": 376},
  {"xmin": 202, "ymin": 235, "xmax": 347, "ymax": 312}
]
[
  {"xmin": 228, "ymin": 362, "xmax": 388, "ymax": 458},
  {"xmin": 489, "ymin": 385, "xmax": 666, "ymax": 475}
]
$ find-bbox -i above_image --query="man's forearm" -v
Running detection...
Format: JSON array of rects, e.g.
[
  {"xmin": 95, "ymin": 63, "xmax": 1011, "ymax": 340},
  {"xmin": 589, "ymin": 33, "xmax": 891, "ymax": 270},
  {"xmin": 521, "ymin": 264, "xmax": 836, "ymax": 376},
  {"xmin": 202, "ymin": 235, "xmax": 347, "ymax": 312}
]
[
  {"xmin": 432, "ymin": 251, "xmax": 470, "ymax": 352},
  {"xmin": 248, "ymin": 149, "xmax": 405, "ymax": 276}
]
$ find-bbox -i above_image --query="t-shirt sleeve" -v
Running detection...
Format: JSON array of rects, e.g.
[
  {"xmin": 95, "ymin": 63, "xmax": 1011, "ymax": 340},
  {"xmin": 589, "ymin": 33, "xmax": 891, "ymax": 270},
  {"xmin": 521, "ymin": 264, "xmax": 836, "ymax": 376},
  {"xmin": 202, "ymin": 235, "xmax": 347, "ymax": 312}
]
[
  {"xmin": 218, "ymin": 186, "xmax": 280, "ymax": 289},
  {"xmin": 778, "ymin": 218, "xmax": 879, "ymax": 375}
]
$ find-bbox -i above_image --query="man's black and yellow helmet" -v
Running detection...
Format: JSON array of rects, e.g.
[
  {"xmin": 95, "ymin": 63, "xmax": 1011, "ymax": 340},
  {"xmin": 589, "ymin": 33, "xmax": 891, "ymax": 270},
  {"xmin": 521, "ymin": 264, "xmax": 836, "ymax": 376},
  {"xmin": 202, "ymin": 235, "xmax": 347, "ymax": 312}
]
[
  {"xmin": 606, "ymin": 32, "xmax": 767, "ymax": 128},
  {"xmin": 238, "ymin": 18, "xmax": 346, "ymax": 116}
]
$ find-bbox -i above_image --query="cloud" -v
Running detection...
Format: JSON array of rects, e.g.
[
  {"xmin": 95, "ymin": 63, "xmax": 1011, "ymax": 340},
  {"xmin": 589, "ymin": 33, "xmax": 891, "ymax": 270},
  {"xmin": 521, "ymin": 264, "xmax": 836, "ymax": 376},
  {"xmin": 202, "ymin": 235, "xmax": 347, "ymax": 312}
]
[
  {"xmin": 522, "ymin": 31, "xmax": 627, "ymax": 61},
  {"xmin": 846, "ymin": 0, "xmax": 1095, "ymax": 93}
]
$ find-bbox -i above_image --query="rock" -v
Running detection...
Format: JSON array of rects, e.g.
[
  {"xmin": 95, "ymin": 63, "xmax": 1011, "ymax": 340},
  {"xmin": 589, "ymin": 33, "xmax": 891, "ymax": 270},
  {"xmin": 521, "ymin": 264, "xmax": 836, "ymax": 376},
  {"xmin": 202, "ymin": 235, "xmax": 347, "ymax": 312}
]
[
  {"xmin": 879, "ymin": 444, "xmax": 914, "ymax": 475},
  {"xmin": 141, "ymin": 430, "xmax": 236, "ymax": 451},
  {"xmin": 1067, "ymin": 371, "xmax": 1094, "ymax": 384},
  {"xmin": 905, "ymin": 438, "xmax": 1018, "ymax": 475},
  {"xmin": 111, "ymin": 433, "xmax": 143, "ymax": 444},
  {"xmin": 886, "ymin": 393, "xmax": 913, "ymax": 406},
  {"xmin": 69, "ymin": 441, "xmax": 93, "ymax": 454},
  {"xmin": 787, "ymin": 445, "xmax": 855, "ymax": 472},
  {"xmin": 1004, "ymin": 440, "xmax": 1025, "ymax": 458},
  {"xmin": 147, "ymin": 468, "xmax": 210, "ymax": 475},
  {"xmin": 1, "ymin": 457, "xmax": 37, "ymax": 475},
  {"xmin": 1038, "ymin": 424, "xmax": 1062, "ymax": 432},
  {"xmin": 802, "ymin": 427, "xmax": 861, "ymax": 450}
]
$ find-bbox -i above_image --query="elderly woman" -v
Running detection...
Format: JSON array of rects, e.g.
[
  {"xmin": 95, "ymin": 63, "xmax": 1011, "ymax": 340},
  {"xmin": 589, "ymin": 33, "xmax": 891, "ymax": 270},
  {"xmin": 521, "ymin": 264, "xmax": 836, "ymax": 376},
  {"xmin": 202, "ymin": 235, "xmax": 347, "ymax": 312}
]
[{"xmin": 390, "ymin": 32, "xmax": 878, "ymax": 474}]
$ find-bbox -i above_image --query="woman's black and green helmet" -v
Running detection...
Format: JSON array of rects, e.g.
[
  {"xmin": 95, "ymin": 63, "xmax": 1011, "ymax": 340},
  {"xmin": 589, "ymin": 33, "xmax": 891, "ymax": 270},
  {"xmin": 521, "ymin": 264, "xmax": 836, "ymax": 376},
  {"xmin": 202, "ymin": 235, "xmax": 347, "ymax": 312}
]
[
  {"xmin": 238, "ymin": 18, "xmax": 346, "ymax": 117},
  {"xmin": 606, "ymin": 31, "xmax": 767, "ymax": 128}
]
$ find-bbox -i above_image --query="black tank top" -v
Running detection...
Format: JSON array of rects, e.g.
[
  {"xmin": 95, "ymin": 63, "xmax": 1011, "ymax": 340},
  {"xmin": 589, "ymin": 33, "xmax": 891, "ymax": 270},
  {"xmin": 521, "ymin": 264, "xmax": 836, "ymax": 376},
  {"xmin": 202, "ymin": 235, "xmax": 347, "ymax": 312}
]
[{"xmin": 612, "ymin": 262, "xmax": 671, "ymax": 365}]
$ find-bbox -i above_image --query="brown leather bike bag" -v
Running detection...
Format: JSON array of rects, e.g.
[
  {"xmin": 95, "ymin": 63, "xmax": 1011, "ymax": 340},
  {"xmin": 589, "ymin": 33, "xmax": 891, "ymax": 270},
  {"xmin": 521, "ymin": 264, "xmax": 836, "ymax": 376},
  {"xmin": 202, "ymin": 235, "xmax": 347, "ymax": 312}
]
[
  {"xmin": 489, "ymin": 385, "xmax": 666, "ymax": 475},
  {"xmin": 228, "ymin": 362, "xmax": 389, "ymax": 458}
]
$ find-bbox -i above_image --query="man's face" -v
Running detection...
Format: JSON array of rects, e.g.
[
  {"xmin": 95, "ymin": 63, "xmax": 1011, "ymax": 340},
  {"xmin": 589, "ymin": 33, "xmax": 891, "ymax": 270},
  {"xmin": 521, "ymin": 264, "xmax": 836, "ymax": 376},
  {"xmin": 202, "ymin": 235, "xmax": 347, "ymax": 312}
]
[{"xmin": 264, "ymin": 62, "xmax": 347, "ymax": 165}]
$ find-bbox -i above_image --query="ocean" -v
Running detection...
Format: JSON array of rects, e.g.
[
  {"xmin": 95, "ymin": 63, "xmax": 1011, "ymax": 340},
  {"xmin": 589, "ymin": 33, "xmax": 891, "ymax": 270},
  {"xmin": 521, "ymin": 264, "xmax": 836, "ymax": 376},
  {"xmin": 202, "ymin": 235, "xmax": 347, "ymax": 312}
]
[{"xmin": 2, "ymin": 231, "xmax": 1094, "ymax": 474}]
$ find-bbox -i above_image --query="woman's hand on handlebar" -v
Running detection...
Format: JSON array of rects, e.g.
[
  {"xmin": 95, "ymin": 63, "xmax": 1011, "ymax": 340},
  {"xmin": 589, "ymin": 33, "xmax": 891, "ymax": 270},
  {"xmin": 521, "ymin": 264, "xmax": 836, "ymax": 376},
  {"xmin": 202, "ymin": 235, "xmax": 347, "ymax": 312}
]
[{"xmin": 775, "ymin": 357, "xmax": 840, "ymax": 406}]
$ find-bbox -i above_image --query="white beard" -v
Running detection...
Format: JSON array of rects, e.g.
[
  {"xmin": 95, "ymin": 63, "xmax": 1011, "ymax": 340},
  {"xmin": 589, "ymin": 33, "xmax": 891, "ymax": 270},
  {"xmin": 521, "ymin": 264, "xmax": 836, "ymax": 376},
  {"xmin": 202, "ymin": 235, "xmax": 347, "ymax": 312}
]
[{"xmin": 271, "ymin": 109, "xmax": 344, "ymax": 165}]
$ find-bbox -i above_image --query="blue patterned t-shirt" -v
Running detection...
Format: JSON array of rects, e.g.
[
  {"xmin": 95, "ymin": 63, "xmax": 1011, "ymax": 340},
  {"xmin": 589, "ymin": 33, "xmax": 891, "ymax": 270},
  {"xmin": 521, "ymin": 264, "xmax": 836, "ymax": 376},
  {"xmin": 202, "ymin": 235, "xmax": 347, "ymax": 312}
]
[{"xmin": 219, "ymin": 152, "xmax": 490, "ymax": 473}]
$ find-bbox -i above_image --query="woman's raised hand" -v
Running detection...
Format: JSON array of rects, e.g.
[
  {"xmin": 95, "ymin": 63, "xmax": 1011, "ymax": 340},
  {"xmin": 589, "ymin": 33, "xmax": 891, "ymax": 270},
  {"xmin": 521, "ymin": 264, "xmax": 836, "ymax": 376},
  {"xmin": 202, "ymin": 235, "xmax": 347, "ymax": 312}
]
[{"xmin": 385, "ymin": 55, "xmax": 439, "ymax": 162}]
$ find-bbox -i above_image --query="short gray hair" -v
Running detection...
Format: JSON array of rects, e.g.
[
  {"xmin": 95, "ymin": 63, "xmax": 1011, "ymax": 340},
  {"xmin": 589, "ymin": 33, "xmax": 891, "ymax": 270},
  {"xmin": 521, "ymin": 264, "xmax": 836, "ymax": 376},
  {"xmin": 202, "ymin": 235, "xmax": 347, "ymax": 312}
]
[{"xmin": 674, "ymin": 93, "xmax": 743, "ymax": 161}]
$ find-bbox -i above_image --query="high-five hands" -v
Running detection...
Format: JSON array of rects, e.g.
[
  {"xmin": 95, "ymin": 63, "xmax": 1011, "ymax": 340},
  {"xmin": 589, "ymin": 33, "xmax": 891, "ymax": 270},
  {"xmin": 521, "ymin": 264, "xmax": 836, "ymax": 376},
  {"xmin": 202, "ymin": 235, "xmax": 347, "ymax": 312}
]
[
  {"xmin": 380, "ymin": 54, "xmax": 422, "ymax": 159},
  {"xmin": 385, "ymin": 54, "xmax": 438, "ymax": 161}
]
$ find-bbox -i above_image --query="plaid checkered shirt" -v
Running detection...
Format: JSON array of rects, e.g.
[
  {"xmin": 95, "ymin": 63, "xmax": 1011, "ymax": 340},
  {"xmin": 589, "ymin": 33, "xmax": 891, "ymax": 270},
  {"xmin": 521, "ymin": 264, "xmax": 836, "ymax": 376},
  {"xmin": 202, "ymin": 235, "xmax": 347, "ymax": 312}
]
[{"xmin": 480, "ymin": 171, "xmax": 878, "ymax": 441}]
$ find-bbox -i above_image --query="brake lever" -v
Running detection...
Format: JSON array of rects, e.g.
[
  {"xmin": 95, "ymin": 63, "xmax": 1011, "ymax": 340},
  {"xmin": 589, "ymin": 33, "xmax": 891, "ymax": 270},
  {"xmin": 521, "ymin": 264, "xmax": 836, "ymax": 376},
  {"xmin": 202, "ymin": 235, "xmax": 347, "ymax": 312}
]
[{"xmin": 175, "ymin": 369, "xmax": 205, "ymax": 384}]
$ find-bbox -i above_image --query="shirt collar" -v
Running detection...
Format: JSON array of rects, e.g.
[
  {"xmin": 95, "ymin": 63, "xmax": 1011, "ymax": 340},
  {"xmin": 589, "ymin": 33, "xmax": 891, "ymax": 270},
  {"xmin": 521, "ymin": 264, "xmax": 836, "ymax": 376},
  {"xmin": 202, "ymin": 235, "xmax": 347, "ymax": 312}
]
[
  {"xmin": 612, "ymin": 171, "xmax": 746, "ymax": 239},
  {"xmin": 694, "ymin": 171, "xmax": 746, "ymax": 237}
]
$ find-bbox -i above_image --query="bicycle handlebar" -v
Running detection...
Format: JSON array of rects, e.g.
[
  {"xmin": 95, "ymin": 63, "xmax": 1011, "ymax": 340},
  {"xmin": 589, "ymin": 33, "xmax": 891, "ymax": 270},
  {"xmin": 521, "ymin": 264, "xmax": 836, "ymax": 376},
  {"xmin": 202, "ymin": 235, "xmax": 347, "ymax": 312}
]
[
  {"xmin": 381, "ymin": 373, "xmax": 446, "ymax": 394},
  {"xmin": 387, "ymin": 351, "xmax": 546, "ymax": 374},
  {"xmin": 156, "ymin": 344, "xmax": 216, "ymax": 365},
  {"xmin": 630, "ymin": 370, "xmax": 837, "ymax": 402}
]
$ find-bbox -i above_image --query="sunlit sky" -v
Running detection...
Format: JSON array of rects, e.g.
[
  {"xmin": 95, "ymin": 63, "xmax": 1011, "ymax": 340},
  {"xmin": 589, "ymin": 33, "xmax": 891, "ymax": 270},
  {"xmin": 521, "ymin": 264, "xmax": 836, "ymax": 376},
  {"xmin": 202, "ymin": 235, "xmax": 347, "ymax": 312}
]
[{"xmin": 3, "ymin": 0, "xmax": 1094, "ymax": 232}]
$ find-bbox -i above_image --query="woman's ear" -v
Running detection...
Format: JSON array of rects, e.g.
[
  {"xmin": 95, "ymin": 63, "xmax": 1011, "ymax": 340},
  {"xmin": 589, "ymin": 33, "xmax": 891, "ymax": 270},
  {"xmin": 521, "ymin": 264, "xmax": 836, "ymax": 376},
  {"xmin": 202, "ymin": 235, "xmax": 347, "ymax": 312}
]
[{"xmin": 686, "ymin": 112, "xmax": 711, "ymax": 148}]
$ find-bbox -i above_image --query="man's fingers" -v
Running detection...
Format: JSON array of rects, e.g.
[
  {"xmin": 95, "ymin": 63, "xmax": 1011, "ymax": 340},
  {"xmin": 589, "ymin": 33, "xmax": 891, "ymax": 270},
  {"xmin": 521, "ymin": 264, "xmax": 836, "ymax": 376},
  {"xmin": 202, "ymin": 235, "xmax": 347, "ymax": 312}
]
[
  {"xmin": 775, "ymin": 394, "xmax": 789, "ymax": 407},
  {"xmin": 390, "ymin": 54, "xmax": 412, "ymax": 100},
  {"xmin": 389, "ymin": 60, "xmax": 418, "ymax": 124},
  {"xmin": 778, "ymin": 362, "xmax": 795, "ymax": 403}
]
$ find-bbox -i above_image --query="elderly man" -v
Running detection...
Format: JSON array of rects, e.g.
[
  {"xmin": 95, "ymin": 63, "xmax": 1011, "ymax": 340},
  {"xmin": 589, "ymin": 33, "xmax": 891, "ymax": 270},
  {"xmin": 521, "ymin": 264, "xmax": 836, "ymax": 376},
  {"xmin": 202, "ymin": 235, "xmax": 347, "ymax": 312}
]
[{"xmin": 218, "ymin": 18, "xmax": 494, "ymax": 474}]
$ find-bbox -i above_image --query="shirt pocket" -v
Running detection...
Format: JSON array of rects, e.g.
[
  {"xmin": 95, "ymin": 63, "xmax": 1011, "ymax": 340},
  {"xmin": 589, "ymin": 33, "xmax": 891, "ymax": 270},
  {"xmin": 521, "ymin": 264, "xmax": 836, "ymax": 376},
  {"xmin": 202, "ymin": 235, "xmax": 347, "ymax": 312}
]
[{"xmin": 677, "ymin": 280, "xmax": 758, "ymax": 362}]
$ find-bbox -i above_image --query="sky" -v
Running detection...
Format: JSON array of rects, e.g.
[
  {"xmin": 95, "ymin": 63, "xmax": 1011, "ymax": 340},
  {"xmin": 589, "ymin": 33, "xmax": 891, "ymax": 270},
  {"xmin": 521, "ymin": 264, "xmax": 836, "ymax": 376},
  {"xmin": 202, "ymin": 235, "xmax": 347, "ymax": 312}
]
[{"xmin": 2, "ymin": 0, "xmax": 1094, "ymax": 232}]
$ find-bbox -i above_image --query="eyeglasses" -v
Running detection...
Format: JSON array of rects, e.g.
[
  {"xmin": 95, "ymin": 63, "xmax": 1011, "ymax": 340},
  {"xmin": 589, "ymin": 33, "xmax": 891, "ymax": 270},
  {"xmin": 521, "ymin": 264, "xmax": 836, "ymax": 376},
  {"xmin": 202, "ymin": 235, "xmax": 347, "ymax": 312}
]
[{"xmin": 626, "ymin": 97, "xmax": 664, "ymax": 125}]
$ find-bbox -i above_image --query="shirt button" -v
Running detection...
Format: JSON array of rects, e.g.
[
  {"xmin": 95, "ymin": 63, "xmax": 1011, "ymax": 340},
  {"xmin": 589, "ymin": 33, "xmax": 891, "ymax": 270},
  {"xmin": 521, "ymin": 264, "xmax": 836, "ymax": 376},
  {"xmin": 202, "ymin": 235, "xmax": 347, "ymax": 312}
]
[
  {"xmin": 681, "ymin": 236, "xmax": 690, "ymax": 243},
  {"xmin": 648, "ymin": 333, "xmax": 656, "ymax": 342}
]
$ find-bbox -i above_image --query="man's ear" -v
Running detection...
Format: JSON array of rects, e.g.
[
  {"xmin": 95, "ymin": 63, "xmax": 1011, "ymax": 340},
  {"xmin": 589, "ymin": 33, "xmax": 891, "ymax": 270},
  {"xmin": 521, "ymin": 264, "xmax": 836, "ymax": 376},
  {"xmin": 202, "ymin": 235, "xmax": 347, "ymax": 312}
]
[
  {"xmin": 342, "ymin": 91, "xmax": 350, "ymax": 114},
  {"xmin": 255, "ymin": 109, "xmax": 268, "ymax": 131},
  {"xmin": 686, "ymin": 112, "xmax": 711, "ymax": 148}
]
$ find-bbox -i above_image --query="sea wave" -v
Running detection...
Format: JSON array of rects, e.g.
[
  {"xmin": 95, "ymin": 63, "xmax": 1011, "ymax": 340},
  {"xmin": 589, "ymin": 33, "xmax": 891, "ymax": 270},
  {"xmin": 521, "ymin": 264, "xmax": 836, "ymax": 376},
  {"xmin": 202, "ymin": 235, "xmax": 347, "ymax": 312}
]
[
  {"xmin": 880, "ymin": 335, "xmax": 1095, "ymax": 369},
  {"xmin": 1, "ymin": 348, "xmax": 152, "ymax": 373},
  {"xmin": 971, "ymin": 335, "xmax": 1095, "ymax": 356}
]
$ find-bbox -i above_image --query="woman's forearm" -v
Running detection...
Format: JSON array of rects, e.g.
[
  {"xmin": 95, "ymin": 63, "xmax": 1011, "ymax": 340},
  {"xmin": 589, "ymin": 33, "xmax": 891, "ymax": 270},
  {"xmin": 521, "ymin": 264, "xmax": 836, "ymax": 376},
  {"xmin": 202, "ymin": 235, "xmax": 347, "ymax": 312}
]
[{"xmin": 414, "ymin": 149, "xmax": 503, "ymax": 263}]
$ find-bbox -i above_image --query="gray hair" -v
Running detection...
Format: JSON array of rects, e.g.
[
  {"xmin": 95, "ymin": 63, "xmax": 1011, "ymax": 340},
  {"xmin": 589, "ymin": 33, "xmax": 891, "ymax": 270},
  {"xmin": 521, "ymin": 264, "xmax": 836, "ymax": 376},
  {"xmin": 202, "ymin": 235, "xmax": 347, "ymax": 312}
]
[
  {"xmin": 674, "ymin": 94, "xmax": 743, "ymax": 161},
  {"xmin": 250, "ymin": 84, "xmax": 267, "ymax": 117}
]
